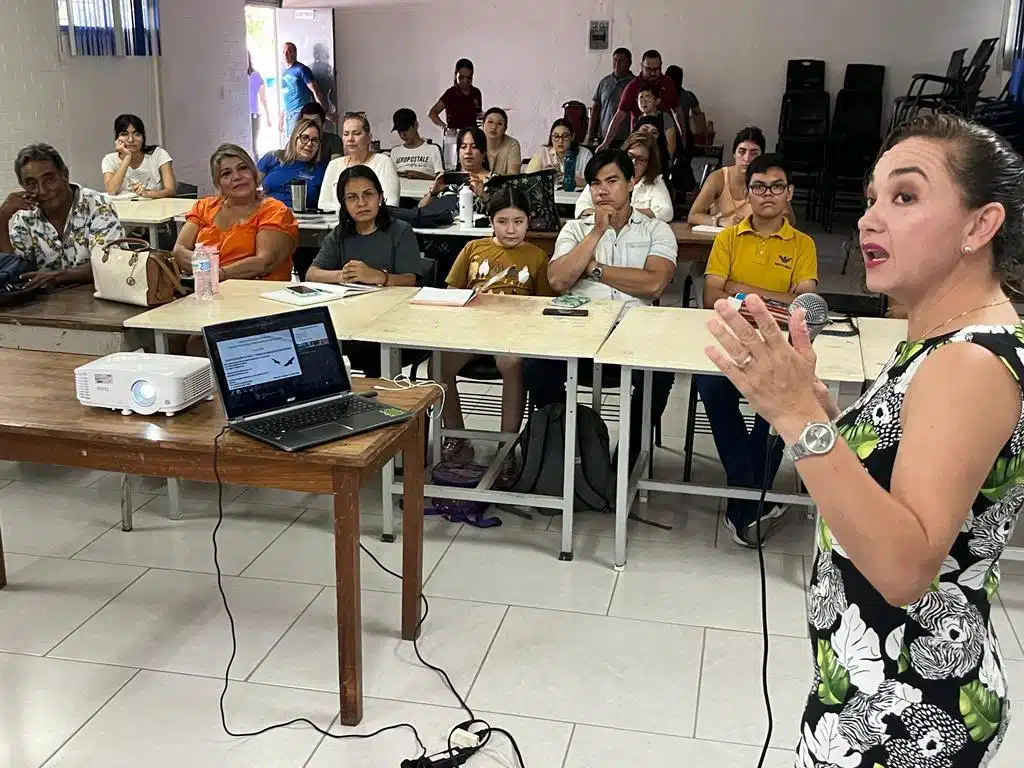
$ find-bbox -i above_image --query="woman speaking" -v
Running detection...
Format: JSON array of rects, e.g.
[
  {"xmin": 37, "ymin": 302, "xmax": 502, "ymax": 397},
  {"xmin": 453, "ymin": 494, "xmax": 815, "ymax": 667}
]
[{"xmin": 706, "ymin": 114, "xmax": 1024, "ymax": 767}]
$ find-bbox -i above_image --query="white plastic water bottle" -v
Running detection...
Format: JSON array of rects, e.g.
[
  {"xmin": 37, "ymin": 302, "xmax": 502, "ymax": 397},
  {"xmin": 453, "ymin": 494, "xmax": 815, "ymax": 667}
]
[
  {"xmin": 207, "ymin": 246, "xmax": 220, "ymax": 295},
  {"xmin": 458, "ymin": 185, "xmax": 474, "ymax": 224},
  {"xmin": 192, "ymin": 246, "xmax": 214, "ymax": 301}
]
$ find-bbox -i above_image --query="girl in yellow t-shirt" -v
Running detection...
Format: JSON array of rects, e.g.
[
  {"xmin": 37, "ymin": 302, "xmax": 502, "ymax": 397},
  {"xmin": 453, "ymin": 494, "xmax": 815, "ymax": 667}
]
[{"xmin": 439, "ymin": 188, "xmax": 553, "ymax": 481}]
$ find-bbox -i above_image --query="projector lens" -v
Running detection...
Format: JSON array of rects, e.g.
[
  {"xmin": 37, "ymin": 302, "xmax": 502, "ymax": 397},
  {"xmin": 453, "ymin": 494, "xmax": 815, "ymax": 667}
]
[{"xmin": 131, "ymin": 380, "xmax": 157, "ymax": 408}]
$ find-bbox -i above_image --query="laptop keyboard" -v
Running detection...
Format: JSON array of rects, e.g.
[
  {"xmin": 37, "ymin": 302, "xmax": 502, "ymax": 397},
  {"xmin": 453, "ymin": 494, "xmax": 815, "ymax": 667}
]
[{"xmin": 247, "ymin": 397, "xmax": 386, "ymax": 436}]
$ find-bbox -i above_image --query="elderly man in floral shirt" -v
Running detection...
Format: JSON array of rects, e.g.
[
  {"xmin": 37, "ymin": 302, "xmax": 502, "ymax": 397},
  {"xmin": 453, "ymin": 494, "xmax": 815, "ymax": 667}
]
[{"xmin": 0, "ymin": 143, "xmax": 124, "ymax": 289}]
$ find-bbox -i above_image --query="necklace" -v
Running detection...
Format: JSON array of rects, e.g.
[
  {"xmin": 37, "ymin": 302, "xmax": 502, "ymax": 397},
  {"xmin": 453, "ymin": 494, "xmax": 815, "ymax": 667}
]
[{"xmin": 915, "ymin": 298, "xmax": 1013, "ymax": 341}]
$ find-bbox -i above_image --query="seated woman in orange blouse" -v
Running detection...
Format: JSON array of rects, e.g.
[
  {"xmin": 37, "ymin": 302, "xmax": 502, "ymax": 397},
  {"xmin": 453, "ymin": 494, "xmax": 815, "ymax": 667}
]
[{"xmin": 173, "ymin": 143, "xmax": 298, "ymax": 282}]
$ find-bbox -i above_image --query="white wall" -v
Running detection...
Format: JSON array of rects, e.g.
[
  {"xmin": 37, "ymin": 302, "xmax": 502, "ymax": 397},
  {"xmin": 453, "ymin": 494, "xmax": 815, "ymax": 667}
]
[
  {"xmin": 160, "ymin": 0, "xmax": 251, "ymax": 194},
  {"xmin": 0, "ymin": 0, "xmax": 156, "ymax": 193},
  {"xmin": 333, "ymin": 0, "xmax": 1006, "ymax": 155}
]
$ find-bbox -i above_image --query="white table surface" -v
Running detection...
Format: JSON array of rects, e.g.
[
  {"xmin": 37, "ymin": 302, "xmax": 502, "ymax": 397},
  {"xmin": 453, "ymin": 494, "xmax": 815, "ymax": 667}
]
[
  {"xmin": 856, "ymin": 316, "xmax": 908, "ymax": 381},
  {"xmin": 112, "ymin": 198, "xmax": 195, "ymax": 225}
]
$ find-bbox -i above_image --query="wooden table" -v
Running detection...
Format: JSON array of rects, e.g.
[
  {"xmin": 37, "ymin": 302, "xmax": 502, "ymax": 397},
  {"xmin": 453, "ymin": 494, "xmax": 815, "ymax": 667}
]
[
  {"xmin": 595, "ymin": 306, "xmax": 866, "ymax": 568},
  {"xmin": 0, "ymin": 284, "xmax": 153, "ymax": 355},
  {"xmin": 122, "ymin": 281, "xmax": 418, "ymax": 519},
  {"xmin": 357, "ymin": 293, "xmax": 625, "ymax": 558},
  {"xmin": 112, "ymin": 198, "xmax": 196, "ymax": 247},
  {"xmin": 856, "ymin": 316, "xmax": 908, "ymax": 381},
  {"xmin": 0, "ymin": 349, "xmax": 437, "ymax": 726}
]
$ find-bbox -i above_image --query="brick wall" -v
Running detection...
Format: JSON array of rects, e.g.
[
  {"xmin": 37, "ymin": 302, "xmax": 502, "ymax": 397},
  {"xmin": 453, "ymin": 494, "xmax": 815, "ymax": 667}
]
[{"xmin": 159, "ymin": 0, "xmax": 250, "ymax": 195}]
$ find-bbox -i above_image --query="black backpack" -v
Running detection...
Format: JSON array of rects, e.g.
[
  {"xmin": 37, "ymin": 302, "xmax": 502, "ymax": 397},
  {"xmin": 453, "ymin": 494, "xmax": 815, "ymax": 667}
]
[{"xmin": 511, "ymin": 404, "xmax": 615, "ymax": 513}]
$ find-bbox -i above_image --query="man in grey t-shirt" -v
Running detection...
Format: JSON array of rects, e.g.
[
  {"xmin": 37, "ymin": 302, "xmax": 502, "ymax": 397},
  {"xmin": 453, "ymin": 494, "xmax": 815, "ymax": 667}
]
[{"xmin": 586, "ymin": 48, "xmax": 634, "ymax": 147}]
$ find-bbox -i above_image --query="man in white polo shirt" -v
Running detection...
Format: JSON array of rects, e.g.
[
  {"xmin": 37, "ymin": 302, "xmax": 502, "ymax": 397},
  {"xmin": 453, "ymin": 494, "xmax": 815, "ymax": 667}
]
[{"xmin": 523, "ymin": 149, "xmax": 677, "ymax": 469}]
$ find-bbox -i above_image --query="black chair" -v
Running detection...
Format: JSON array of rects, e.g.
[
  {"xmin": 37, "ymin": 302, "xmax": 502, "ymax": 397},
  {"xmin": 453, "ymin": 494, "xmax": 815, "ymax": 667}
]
[
  {"xmin": 174, "ymin": 182, "xmax": 198, "ymax": 199},
  {"xmin": 779, "ymin": 90, "xmax": 831, "ymax": 137},
  {"xmin": 843, "ymin": 64, "xmax": 885, "ymax": 93},
  {"xmin": 821, "ymin": 88, "xmax": 883, "ymax": 232},
  {"xmin": 890, "ymin": 48, "xmax": 967, "ymax": 128},
  {"xmin": 786, "ymin": 59, "xmax": 826, "ymax": 92}
]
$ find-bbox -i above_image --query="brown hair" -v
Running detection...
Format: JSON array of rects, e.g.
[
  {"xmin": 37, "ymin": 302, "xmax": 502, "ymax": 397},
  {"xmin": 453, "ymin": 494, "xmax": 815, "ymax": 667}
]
[
  {"xmin": 281, "ymin": 117, "xmax": 322, "ymax": 165},
  {"xmin": 877, "ymin": 114, "xmax": 1024, "ymax": 285},
  {"xmin": 622, "ymin": 131, "xmax": 660, "ymax": 184},
  {"xmin": 209, "ymin": 143, "xmax": 259, "ymax": 193}
]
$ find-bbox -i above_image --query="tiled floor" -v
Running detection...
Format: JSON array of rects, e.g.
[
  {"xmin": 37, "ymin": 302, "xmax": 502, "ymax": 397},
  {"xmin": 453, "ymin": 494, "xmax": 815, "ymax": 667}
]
[{"xmin": 3, "ymin": 377, "xmax": 1024, "ymax": 768}]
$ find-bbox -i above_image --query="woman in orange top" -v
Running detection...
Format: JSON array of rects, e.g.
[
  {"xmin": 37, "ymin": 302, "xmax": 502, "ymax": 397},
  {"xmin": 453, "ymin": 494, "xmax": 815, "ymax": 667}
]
[{"xmin": 173, "ymin": 143, "xmax": 298, "ymax": 282}]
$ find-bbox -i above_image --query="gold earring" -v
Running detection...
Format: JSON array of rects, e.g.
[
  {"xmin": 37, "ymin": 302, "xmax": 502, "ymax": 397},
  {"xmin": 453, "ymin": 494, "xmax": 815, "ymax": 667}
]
[{"xmin": 961, "ymin": 245, "xmax": 973, "ymax": 255}]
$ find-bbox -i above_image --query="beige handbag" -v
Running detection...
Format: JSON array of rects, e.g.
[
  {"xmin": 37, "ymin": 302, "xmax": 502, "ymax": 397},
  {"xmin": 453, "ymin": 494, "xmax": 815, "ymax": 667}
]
[{"xmin": 91, "ymin": 238, "xmax": 185, "ymax": 307}]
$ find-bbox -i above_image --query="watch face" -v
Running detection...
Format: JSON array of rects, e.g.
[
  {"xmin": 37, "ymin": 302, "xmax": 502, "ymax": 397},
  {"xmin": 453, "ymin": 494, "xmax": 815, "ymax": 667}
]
[{"xmin": 804, "ymin": 423, "xmax": 836, "ymax": 454}]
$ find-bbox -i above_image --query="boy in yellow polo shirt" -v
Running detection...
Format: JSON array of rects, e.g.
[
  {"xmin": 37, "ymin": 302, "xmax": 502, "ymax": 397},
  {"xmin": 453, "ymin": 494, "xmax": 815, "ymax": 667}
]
[{"xmin": 696, "ymin": 153, "xmax": 818, "ymax": 547}]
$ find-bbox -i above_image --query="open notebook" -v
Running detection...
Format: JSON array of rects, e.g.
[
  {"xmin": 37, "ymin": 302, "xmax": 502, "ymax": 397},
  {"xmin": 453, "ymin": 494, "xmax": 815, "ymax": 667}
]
[
  {"xmin": 410, "ymin": 267, "xmax": 514, "ymax": 307},
  {"xmin": 261, "ymin": 282, "xmax": 380, "ymax": 307}
]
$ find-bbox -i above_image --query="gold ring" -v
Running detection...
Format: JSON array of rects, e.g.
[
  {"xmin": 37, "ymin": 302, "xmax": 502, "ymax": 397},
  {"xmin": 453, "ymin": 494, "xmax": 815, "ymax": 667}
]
[{"xmin": 734, "ymin": 355, "xmax": 753, "ymax": 370}]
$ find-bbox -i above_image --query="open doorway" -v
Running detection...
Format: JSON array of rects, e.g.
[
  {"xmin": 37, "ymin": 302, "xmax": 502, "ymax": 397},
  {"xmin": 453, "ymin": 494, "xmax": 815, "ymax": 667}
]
[
  {"xmin": 245, "ymin": 5, "xmax": 280, "ymax": 158},
  {"xmin": 245, "ymin": 5, "xmax": 337, "ymax": 159}
]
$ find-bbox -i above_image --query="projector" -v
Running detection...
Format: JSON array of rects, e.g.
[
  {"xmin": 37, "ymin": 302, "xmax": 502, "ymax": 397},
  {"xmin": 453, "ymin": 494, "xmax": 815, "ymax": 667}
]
[{"xmin": 75, "ymin": 352, "xmax": 214, "ymax": 416}]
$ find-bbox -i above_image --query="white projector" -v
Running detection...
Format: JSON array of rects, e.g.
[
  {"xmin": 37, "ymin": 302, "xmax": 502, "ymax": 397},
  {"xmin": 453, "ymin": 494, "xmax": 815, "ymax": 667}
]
[{"xmin": 75, "ymin": 352, "xmax": 214, "ymax": 416}]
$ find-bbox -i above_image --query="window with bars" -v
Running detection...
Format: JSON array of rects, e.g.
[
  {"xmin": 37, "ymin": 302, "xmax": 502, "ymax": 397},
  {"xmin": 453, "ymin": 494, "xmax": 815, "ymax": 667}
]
[{"xmin": 56, "ymin": 0, "xmax": 161, "ymax": 57}]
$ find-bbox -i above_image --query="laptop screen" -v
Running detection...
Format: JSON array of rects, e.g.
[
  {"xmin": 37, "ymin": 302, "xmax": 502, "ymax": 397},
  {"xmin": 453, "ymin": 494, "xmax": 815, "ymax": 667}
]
[{"xmin": 202, "ymin": 306, "xmax": 351, "ymax": 421}]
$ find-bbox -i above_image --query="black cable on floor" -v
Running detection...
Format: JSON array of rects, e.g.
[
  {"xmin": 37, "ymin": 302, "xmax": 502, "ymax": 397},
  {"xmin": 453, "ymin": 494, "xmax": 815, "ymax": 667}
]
[
  {"xmin": 754, "ymin": 434, "xmax": 779, "ymax": 768},
  {"xmin": 211, "ymin": 428, "xmax": 525, "ymax": 767}
]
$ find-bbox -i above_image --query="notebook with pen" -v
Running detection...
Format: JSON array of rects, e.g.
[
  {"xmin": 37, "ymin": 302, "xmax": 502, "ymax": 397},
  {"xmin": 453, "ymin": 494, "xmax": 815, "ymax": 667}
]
[{"xmin": 410, "ymin": 267, "xmax": 514, "ymax": 306}]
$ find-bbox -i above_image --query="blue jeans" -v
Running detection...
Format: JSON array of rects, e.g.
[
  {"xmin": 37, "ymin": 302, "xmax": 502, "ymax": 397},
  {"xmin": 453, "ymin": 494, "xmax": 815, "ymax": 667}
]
[{"xmin": 693, "ymin": 375, "xmax": 784, "ymax": 527}]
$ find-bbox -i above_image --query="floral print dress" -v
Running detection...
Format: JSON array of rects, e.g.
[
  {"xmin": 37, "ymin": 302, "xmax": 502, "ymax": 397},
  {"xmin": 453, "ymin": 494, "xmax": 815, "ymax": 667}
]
[{"xmin": 798, "ymin": 325, "xmax": 1024, "ymax": 768}]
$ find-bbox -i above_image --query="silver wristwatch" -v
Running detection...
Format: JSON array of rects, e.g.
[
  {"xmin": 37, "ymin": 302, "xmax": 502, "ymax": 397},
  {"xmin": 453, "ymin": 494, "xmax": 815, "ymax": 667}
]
[
  {"xmin": 786, "ymin": 422, "xmax": 838, "ymax": 462},
  {"xmin": 589, "ymin": 264, "xmax": 604, "ymax": 282}
]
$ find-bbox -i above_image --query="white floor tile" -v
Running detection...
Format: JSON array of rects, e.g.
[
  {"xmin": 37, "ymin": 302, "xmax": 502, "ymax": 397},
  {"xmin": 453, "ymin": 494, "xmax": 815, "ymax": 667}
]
[
  {"xmin": 470, "ymin": 607, "xmax": 703, "ymax": 736},
  {"xmin": 0, "ymin": 462, "xmax": 106, "ymax": 488},
  {"xmin": 0, "ymin": 555, "xmax": 144, "ymax": 656},
  {"xmin": 570, "ymin": 493, "xmax": 719, "ymax": 549},
  {"xmin": 424, "ymin": 528, "xmax": 618, "ymax": 614},
  {"xmin": 234, "ymin": 486, "xmax": 334, "ymax": 510},
  {"xmin": 49, "ymin": 569, "xmax": 319, "ymax": 680},
  {"xmin": 251, "ymin": 589, "xmax": 506, "ymax": 707},
  {"xmin": 563, "ymin": 724, "xmax": 795, "ymax": 768},
  {"xmin": 994, "ymin": 595, "xmax": 1024, "ymax": 661},
  {"xmin": 696, "ymin": 628, "xmax": 811, "ymax": 750},
  {"xmin": 997, "ymin": 569, "xmax": 1024, "ymax": 656},
  {"xmin": 306, "ymin": 698, "xmax": 572, "ymax": 768},
  {"xmin": 46, "ymin": 670, "xmax": 333, "ymax": 767},
  {"xmin": 990, "ymin": 659, "xmax": 1024, "ymax": 767},
  {"xmin": 241, "ymin": 506, "xmax": 459, "ymax": 592},
  {"xmin": 0, "ymin": 653, "xmax": 136, "ymax": 768},
  {"xmin": 0, "ymin": 482, "xmax": 152, "ymax": 558},
  {"xmin": 73, "ymin": 496, "xmax": 302, "ymax": 575},
  {"xmin": 88, "ymin": 473, "xmax": 248, "ymax": 502},
  {"xmin": 611, "ymin": 539, "xmax": 808, "ymax": 637}
]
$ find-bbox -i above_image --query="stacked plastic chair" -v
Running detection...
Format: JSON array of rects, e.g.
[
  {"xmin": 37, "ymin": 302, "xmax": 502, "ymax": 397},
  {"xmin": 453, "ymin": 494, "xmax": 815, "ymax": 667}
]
[{"xmin": 776, "ymin": 59, "xmax": 830, "ymax": 220}]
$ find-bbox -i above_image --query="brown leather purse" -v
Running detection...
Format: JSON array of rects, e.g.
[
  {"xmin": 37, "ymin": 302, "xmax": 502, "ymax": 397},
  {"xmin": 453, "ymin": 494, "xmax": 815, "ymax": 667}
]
[{"xmin": 91, "ymin": 237, "xmax": 186, "ymax": 307}]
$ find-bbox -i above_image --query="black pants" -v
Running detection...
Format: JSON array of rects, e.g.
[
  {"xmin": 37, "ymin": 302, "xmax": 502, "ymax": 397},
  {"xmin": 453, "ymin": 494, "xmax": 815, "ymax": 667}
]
[
  {"xmin": 292, "ymin": 246, "xmax": 318, "ymax": 282},
  {"xmin": 523, "ymin": 358, "xmax": 674, "ymax": 468},
  {"xmin": 343, "ymin": 340, "xmax": 423, "ymax": 379}
]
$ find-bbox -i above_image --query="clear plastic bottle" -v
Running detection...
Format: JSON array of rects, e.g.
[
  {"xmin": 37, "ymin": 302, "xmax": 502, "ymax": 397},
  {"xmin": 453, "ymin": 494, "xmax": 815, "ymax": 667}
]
[
  {"xmin": 207, "ymin": 246, "xmax": 220, "ymax": 295},
  {"xmin": 191, "ymin": 246, "xmax": 214, "ymax": 300}
]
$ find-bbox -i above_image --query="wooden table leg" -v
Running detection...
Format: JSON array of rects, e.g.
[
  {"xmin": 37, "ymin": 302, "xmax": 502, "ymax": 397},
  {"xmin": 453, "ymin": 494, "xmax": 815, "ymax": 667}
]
[
  {"xmin": 333, "ymin": 468, "xmax": 363, "ymax": 726},
  {"xmin": 402, "ymin": 413, "xmax": 425, "ymax": 641}
]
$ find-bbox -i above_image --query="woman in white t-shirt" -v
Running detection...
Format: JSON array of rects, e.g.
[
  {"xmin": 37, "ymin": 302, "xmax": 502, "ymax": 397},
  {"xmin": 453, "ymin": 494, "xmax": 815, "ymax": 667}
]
[
  {"xmin": 575, "ymin": 132, "xmax": 673, "ymax": 222},
  {"xmin": 101, "ymin": 114, "xmax": 176, "ymax": 199},
  {"xmin": 320, "ymin": 112, "xmax": 401, "ymax": 211}
]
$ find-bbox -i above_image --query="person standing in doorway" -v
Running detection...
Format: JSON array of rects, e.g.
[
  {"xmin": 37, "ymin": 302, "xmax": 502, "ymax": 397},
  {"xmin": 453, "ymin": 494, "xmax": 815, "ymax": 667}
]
[
  {"xmin": 248, "ymin": 51, "xmax": 271, "ymax": 157},
  {"xmin": 428, "ymin": 58, "xmax": 483, "ymax": 132},
  {"xmin": 279, "ymin": 42, "xmax": 327, "ymax": 139},
  {"xmin": 586, "ymin": 47, "xmax": 634, "ymax": 148}
]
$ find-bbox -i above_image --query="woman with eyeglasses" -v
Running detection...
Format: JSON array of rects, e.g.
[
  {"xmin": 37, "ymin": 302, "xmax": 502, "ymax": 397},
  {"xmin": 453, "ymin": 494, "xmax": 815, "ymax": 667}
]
[
  {"xmin": 574, "ymin": 132, "xmax": 672, "ymax": 221},
  {"xmin": 482, "ymin": 107, "xmax": 522, "ymax": 176},
  {"xmin": 688, "ymin": 125, "xmax": 793, "ymax": 227},
  {"xmin": 420, "ymin": 126, "xmax": 492, "ymax": 214},
  {"xmin": 525, "ymin": 119, "xmax": 593, "ymax": 190},
  {"xmin": 307, "ymin": 165, "xmax": 422, "ymax": 377},
  {"xmin": 101, "ymin": 114, "xmax": 176, "ymax": 199},
  {"xmin": 320, "ymin": 112, "xmax": 401, "ymax": 211},
  {"xmin": 257, "ymin": 116, "xmax": 328, "ymax": 210}
]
